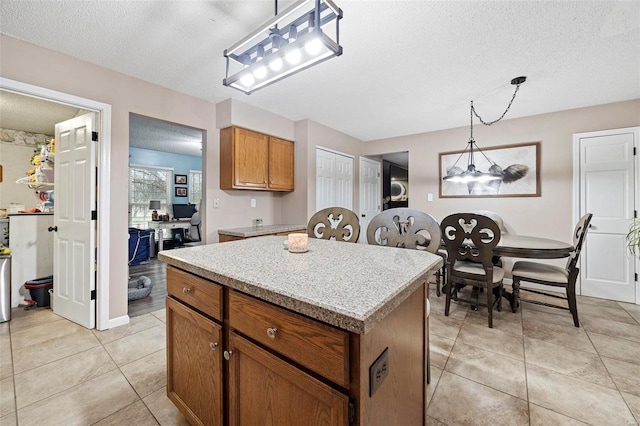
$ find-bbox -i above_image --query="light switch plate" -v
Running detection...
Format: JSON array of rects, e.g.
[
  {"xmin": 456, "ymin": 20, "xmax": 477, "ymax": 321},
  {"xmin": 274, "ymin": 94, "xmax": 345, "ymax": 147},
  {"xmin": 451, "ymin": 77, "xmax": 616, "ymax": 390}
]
[
  {"xmin": 427, "ymin": 193, "xmax": 433, "ymax": 202},
  {"xmin": 251, "ymin": 198, "xmax": 256, "ymax": 208}
]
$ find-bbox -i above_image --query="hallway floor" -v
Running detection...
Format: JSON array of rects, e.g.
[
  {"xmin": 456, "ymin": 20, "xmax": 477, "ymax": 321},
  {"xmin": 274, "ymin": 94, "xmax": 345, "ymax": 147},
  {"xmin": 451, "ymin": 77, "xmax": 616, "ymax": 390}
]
[{"xmin": 1, "ymin": 286, "xmax": 640, "ymax": 425}]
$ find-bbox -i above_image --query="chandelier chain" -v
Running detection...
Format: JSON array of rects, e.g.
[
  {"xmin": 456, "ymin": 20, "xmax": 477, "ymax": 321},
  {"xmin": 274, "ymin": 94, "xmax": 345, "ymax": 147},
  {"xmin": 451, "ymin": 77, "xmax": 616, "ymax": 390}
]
[{"xmin": 472, "ymin": 83, "xmax": 522, "ymax": 126}]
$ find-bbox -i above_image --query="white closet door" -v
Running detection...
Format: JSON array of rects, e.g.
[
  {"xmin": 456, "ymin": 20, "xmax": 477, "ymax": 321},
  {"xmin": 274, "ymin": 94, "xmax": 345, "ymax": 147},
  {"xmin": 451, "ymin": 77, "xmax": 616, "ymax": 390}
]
[
  {"xmin": 316, "ymin": 148, "xmax": 335, "ymax": 212},
  {"xmin": 335, "ymin": 153, "xmax": 353, "ymax": 209},
  {"xmin": 315, "ymin": 148, "xmax": 354, "ymax": 212}
]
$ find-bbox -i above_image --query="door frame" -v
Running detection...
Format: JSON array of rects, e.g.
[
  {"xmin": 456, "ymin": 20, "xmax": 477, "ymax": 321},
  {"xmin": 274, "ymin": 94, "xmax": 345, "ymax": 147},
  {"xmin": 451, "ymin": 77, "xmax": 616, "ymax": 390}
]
[
  {"xmin": 1, "ymin": 77, "xmax": 113, "ymax": 329},
  {"xmin": 572, "ymin": 126, "xmax": 640, "ymax": 304}
]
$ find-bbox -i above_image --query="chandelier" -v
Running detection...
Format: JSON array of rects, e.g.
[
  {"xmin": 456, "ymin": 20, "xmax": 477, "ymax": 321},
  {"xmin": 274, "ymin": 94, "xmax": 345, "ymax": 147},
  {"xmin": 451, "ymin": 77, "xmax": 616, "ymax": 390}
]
[
  {"xmin": 443, "ymin": 76, "xmax": 527, "ymax": 184},
  {"xmin": 223, "ymin": 0, "xmax": 342, "ymax": 94}
]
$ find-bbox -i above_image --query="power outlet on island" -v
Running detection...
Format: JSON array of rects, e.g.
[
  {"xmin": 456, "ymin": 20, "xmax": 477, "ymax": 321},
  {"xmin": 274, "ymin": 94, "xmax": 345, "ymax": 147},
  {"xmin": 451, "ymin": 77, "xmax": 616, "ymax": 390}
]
[{"xmin": 369, "ymin": 347, "xmax": 389, "ymax": 397}]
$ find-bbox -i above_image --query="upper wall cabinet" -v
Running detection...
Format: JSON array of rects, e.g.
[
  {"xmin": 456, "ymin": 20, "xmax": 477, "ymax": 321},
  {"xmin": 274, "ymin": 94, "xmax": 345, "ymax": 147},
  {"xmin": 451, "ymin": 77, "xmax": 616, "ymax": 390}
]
[{"xmin": 220, "ymin": 126, "xmax": 294, "ymax": 192}]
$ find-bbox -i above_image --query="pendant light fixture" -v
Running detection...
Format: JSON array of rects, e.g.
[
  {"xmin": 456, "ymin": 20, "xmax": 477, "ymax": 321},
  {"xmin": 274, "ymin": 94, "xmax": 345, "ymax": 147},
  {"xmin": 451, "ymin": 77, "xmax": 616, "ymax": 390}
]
[
  {"xmin": 443, "ymin": 76, "xmax": 527, "ymax": 184},
  {"xmin": 223, "ymin": 0, "xmax": 342, "ymax": 94}
]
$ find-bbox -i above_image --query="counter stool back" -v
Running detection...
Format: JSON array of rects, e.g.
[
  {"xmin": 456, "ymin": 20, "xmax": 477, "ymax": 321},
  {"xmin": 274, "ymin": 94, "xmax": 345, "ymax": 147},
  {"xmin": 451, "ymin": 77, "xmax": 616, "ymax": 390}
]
[{"xmin": 307, "ymin": 207, "xmax": 360, "ymax": 243}]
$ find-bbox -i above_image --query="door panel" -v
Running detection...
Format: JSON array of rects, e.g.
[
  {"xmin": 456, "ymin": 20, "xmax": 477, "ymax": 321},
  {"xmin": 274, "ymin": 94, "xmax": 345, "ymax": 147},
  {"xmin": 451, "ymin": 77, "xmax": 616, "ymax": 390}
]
[
  {"xmin": 578, "ymin": 129, "xmax": 636, "ymax": 302},
  {"xmin": 54, "ymin": 114, "xmax": 96, "ymax": 328}
]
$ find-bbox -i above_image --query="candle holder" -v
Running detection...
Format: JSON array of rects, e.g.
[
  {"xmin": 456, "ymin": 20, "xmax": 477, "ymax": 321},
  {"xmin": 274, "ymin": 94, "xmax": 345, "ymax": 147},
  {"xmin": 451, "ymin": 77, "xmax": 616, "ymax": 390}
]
[{"xmin": 288, "ymin": 233, "xmax": 308, "ymax": 253}]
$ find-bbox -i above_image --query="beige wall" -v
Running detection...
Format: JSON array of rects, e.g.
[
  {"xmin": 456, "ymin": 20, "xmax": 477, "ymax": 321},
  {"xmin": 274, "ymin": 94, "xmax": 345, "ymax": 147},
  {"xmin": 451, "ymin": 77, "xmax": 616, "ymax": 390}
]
[
  {"xmin": 280, "ymin": 119, "xmax": 364, "ymax": 224},
  {"xmin": 0, "ymin": 35, "xmax": 219, "ymax": 322},
  {"xmin": 4, "ymin": 34, "xmax": 638, "ymax": 323},
  {"xmin": 363, "ymin": 100, "xmax": 640, "ymax": 269}
]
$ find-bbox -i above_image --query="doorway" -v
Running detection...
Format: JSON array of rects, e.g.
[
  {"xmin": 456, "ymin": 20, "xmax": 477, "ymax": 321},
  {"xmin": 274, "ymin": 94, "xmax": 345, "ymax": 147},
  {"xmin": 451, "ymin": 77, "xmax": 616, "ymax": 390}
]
[
  {"xmin": 573, "ymin": 127, "xmax": 639, "ymax": 303},
  {"xmin": 127, "ymin": 114, "xmax": 204, "ymax": 317},
  {"xmin": 1, "ymin": 77, "xmax": 112, "ymax": 330}
]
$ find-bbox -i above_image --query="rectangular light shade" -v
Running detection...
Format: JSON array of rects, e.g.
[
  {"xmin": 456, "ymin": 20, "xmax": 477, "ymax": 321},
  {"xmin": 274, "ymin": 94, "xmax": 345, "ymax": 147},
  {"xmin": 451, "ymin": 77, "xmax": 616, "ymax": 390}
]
[{"xmin": 223, "ymin": 0, "xmax": 342, "ymax": 94}]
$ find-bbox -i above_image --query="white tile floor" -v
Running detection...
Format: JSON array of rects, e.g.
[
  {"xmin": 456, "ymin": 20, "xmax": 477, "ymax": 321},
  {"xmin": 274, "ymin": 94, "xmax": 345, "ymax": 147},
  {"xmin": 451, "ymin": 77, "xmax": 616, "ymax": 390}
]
[
  {"xmin": 427, "ymin": 285, "xmax": 640, "ymax": 425},
  {"xmin": 2, "ymin": 287, "xmax": 640, "ymax": 425},
  {"xmin": 0, "ymin": 307, "xmax": 187, "ymax": 426}
]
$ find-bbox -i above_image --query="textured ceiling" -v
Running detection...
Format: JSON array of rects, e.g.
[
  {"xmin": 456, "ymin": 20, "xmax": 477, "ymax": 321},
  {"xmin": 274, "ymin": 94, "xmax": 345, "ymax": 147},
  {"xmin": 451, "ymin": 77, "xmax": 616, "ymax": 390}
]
[{"xmin": 0, "ymin": 1, "xmax": 638, "ymax": 142}]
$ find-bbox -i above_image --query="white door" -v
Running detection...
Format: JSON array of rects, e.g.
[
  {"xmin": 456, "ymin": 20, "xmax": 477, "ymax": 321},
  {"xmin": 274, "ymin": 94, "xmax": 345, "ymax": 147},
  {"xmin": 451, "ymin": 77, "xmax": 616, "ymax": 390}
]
[
  {"xmin": 54, "ymin": 114, "xmax": 96, "ymax": 328},
  {"xmin": 315, "ymin": 147, "xmax": 354, "ymax": 211},
  {"xmin": 359, "ymin": 158, "xmax": 381, "ymax": 243},
  {"xmin": 576, "ymin": 127, "xmax": 638, "ymax": 303},
  {"xmin": 316, "ymin": 148, "xmax": 335, "ymax": 212},
  {"xmin": 335, "ymin": 153, "xmax": 353, "ymax": 209}
]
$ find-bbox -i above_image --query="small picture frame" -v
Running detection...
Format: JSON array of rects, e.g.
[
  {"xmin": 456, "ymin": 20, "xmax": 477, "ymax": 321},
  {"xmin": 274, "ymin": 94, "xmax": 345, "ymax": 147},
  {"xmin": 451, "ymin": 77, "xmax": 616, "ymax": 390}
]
[
  {"xmin": 175, "ymin": 187, "xmax": 188, "ymax": 197},
  {"xmin": 175, "ymin": 174, "xmax": 187, "ymax": 185}
]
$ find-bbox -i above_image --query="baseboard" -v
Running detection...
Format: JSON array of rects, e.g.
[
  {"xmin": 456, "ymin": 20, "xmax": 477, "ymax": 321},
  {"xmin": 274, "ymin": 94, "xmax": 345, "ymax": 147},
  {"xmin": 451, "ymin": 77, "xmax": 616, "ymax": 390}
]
[{"xmin": 105, "ymin": 314, "xmax": 130, "ymax": 330}]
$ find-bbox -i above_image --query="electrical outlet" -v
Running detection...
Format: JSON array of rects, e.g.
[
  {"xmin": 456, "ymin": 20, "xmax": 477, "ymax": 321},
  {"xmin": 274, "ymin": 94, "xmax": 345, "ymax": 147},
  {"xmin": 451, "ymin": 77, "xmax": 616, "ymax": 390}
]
[
  {"xmin": 427, "ymin": 193, "xmax": 433, "ymax": 202},
  {"xmin": 369, "ymin": 347, "xmax": 389, "ymax": 397},
  {"xmin": 213, "ymin": 198, "xmax": 220, "ymax": 209},
  {"xmin": 251, "ymin": 198, "xmax": 256, "ymax": 208}
]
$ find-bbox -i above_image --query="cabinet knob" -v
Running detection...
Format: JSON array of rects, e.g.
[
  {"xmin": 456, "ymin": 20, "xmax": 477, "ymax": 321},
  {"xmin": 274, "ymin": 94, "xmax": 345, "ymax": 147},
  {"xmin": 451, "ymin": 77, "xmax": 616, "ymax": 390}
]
[
  {"xmin": 267, "ymin": 327, "xmax": 278, "ymax": 339},
  {"xmin": 182, "ymin": 287, "xmax": 191, "ymax": 295},
  {"xmin": 223, "ymin": 350, "xmax": 233, "ymax": 360},
  {"xmin": 210, "ymin": 342, "xmax": 218, "ymax": 350}
]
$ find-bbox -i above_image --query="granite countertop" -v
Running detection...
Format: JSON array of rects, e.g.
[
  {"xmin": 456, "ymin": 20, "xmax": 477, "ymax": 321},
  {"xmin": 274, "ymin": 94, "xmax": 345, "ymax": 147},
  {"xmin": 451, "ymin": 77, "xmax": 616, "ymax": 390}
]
[
  {"xmin": 218, "ymin": 224, "xmax": 306, "ymax": 237},
  {"xmin": 159, "ymin": 236, "xmax": 442, "ymax": 334}
]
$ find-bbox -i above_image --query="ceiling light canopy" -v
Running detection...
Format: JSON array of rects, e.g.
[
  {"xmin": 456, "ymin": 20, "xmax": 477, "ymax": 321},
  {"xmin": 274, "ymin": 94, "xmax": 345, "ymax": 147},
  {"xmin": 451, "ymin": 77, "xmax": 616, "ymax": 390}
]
[
  {"xmin": 223, "ymin": 0, "xmax": 343, "ymax": 94},
  {"xmin": 443, "ymin": 76, "xmax": 527, "ymax": 184}
]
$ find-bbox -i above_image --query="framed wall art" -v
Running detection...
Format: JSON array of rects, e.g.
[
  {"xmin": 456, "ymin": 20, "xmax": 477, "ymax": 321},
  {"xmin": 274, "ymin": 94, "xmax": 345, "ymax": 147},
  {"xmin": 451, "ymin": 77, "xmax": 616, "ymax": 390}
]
[
  {"xmin": 175, "ymin": 174, "xmax": 187, "ymax": 185},
  {"xmin": 439, "ymin": 141, "xmax": 540, "ymax": 198},
  {"xmin": 175, "ymin": 187, "xmax": 188, "ymax": 197}
]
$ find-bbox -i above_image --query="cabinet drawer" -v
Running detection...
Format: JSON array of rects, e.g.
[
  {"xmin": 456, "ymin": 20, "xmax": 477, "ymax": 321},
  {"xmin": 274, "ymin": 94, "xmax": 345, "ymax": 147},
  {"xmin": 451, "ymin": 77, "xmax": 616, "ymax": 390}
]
[
  {"xmin": 167, "ymin": 266, "xmax": 222, "ymax": 321},
  {"xmin": 228, "ymin": 290, "xmax": 349, "ymax": 388}
]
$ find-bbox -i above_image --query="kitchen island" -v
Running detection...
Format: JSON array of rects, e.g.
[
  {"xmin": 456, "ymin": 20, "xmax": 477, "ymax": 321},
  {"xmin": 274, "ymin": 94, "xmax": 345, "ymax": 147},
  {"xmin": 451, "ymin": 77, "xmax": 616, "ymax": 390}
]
[{"xmin": 159, "ymin": 236, "xmax": 442, "ymax": 425}]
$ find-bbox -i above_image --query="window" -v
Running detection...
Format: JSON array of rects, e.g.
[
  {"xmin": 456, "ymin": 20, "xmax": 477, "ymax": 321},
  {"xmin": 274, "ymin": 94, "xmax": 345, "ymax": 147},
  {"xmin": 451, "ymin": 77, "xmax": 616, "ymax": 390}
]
[
  {"xmin": 129, "ymin": 164, "xmax": 173, "ymax": 228},
  {"xmin": 189, "ymin": 170, "xmax": 202, "ymax": 208}
]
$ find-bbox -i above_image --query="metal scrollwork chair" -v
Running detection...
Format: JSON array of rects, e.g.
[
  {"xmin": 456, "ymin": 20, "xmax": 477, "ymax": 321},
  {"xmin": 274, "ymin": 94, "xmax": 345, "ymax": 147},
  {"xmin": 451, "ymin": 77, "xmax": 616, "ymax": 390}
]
[
  {"xmin": 307, "ymin": 207, "xmax": 360, "ymax": 243},
  {"xmin": 441, "ymin": 213, "xmax": 504, "ymax": 328},
  {"xmin": 511, "ymin": 213, "xmax": 593, "ymax": 327}
]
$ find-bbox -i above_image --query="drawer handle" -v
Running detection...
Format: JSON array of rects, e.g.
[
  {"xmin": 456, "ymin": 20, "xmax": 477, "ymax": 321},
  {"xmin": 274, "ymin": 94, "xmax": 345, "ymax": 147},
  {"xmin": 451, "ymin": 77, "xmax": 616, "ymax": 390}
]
[
  {"xmin": 210, "ymin": 342, "xmax": 218, "ymax": 351},
  {"xmin": 182, "ymin": 287, "xmax": 191, "ymax": 295},
  {"xmin": 267, "ymin": 327, "xmax": 278, "ymax": 339},
  {"xmin": 224, "ymin": 350, "xmax": 233, "ymax": 360}
]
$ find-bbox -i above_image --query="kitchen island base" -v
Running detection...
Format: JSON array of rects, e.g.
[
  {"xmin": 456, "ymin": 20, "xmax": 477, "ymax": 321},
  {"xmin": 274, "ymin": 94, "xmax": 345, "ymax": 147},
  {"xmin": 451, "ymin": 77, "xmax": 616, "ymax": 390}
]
[{"xmin": 166, "ymin": 266, "xmax": 429, "ymax": 426}]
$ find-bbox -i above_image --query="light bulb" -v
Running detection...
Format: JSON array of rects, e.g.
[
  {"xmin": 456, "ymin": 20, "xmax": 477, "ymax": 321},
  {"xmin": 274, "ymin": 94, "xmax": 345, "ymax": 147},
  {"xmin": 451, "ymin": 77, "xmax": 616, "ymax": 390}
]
[
  {"xmin": 305, "ymin": 38, "xmax": 323, "ymax": 55},
  {"xmin": 253, "ymin": 65, "xmax": 267, "ymax": 79},
  {"xmin": 269, "ymin": 57, "xmax": 283, "ymax": 71},
  {"xmin": 240, "ymin": 73, "xmax": 255, "ymax": 87},
  {"xmin": 285, "ymin": 48, "xmax": 301, "ymax": 65}
]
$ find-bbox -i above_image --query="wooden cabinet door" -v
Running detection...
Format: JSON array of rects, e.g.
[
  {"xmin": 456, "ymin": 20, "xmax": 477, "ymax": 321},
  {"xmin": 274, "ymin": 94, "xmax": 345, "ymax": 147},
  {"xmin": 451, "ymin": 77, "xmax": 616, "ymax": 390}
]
[
  {"xmin": 227, "ymin": 332, "xmax": 348, "ymax": 426},
  {"xmin": 167, "ymin": 297, "xmax": 223, "ymax": 426},
  {"xmin": 268, "ymin": 137, "xmax": 294, "ymax": 191},
  {"xmin": 234, "ymin": 127, "xmax": 268, "ymax": 189}
]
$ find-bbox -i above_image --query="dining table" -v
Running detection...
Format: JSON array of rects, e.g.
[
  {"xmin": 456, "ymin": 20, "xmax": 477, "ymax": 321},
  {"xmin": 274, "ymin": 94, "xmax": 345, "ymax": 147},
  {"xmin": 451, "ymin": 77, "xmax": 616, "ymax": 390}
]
[
  {"xmin": 440, "ymin": 233, "xmax": 574, "ymax": 312},
  {"xmin": 494, "ymin": 233, "xmax": 574, "ymax": 312}
]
